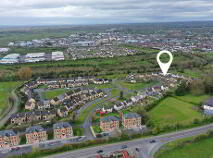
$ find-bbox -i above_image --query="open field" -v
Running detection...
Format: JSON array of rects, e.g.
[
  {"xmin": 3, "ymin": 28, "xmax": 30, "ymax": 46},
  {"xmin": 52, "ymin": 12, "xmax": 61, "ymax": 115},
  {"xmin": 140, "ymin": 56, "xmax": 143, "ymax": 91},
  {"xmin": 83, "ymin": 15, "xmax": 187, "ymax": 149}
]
[
  {"xmin": 0, "ymin": 47, "xmax": 209, "ymax": 82},
  {"xmin": 0, "ymin": 81, "xmax": 22, "ymax": 114},
  {"xmin": 156, "ymin": 137, "xmax": 213, "ymax": 158},
  {"xmin": 174, "ymin": 94, "xmax": 211, "ymax": 105},
  {"xmin": 43, "ymin": 89, "xmax": 69, "ymax": 99},
  {"xmin": 149, "ymin": 97, "xmax": 203, "ymax": 127},
  {"xmin": 119, "ymin": 81, "xmax": 159, "ymax": 91}
]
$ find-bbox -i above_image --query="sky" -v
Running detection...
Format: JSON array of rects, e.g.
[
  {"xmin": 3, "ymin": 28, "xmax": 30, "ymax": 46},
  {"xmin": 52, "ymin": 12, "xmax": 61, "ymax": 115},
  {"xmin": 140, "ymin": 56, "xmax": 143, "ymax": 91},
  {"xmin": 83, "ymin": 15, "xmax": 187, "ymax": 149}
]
[{"xmin": 1, "ymin": 0, "xmax": 213, "ymax": 26}]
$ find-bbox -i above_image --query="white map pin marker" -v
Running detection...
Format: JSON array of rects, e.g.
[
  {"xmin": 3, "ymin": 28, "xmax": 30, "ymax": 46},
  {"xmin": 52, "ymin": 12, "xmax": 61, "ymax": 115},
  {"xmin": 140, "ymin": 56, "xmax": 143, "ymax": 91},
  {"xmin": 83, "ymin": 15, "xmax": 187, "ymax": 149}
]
[{"xmin": 157, "ymin": 50, "xmax": 173, "ymax": 76}]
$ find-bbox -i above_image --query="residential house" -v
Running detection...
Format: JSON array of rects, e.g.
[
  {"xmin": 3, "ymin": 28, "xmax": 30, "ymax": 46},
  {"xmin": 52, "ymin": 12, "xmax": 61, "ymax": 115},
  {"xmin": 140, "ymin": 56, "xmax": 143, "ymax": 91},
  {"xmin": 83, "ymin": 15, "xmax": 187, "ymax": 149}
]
[
  {"xmin": 203, "ymin": 98, "xmax": 213, "ymax": 111},
  {"xmin": 57, "ymin": 107, "xmax": 69, "ymax": 117},
  {"xmin": 53, "ymin": 122, "xmax": 73, "ymax": 139},
  {"xmin": 37, "ymin": 100, "xmax": 50, "ymax": 110},
  {"xmin": 26, "ymin": 126, "xmax": 47, "ymax": 144},
  {"xmin": 42, "ymin": 110, "xmax": 56, "ymax": 121},
  {"xmin": 121, "ymin": 112, "xmax": 141, "ymax": 129},
  {"xmin": 114, "ymin": 102, "xmax": 124, "ymax": 111},
  {"xmin": 50, "ymin": 97, "xmax": 61, "ymax": 106},
  {"xmin": 0, "ymin": 130, "xmax": 20, "ymax": 148},
  {"xmin": 10, "ymin": 113, "xmax": 26, "ymax": 125},
  {"xmin": 100, "ymin": 116, "xmax": 120, "ymax": 132},
  {"xmin": 25, "ymin": 98, "xmax": 36, "ymax": 110}
]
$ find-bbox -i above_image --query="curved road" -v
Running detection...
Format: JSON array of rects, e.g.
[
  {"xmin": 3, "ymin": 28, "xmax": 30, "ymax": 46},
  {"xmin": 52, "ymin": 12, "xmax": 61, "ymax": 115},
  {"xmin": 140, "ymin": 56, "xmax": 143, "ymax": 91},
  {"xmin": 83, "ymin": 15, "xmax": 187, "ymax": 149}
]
[
  {"xmin": 0, "ymin": 90, "xmax": 19, "ymax": 127},
  {"xmin": 45, "ymin": 123, "xmax": 213, "ymax": 158}
]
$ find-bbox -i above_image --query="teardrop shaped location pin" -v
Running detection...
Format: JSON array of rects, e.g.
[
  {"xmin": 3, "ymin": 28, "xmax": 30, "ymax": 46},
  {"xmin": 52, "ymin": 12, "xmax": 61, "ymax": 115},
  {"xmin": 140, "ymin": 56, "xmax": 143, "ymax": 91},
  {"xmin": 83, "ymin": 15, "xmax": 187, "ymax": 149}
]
[{"xmin": 157, "ymin": 50, "xmax": 173, "ymax": 76}]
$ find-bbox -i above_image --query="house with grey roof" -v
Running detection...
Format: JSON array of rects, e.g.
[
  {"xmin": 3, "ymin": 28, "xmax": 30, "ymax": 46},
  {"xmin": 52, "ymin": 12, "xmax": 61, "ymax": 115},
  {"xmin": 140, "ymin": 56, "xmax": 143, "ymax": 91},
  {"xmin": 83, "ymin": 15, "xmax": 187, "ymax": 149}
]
[
  {"xmin": 121, "ymin": 112, "xmax": 141, "ymax": 129},
  {"xmin": 25, "ymin": 125, "xmax": 47, "ymax": 144},
  {"xmin": 53, "ymin": 122, "xmax": 73, "ymax": 139},
  {"xmin": 100, "ymin": 116, "xmax": 120, "ymax": 132},
  {"xmin": 0, "ymin": 130, "xmax": 20, "ymax": 148}
]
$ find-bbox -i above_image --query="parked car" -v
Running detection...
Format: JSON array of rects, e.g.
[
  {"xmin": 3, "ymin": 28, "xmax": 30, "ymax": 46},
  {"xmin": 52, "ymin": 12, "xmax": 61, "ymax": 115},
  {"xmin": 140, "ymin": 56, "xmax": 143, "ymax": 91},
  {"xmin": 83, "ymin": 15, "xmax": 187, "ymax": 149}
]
[
  {"xmin": 97, "ymin": 150, "xmax": 103, "ymax": 153},
  {"xmin": 121, "ymin": 145, "xmax": 128, "ymax": 149},
  {"xmin": 149, "ymin": 140, "xmax": 156, "ymax": 143}
]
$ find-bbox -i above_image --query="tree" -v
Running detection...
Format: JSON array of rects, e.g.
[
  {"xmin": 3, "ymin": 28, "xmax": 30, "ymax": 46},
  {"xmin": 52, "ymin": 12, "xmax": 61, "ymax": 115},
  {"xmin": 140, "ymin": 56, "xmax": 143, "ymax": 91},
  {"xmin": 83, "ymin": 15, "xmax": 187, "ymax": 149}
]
[
  {"xmin": 18, "ymin": 67, "xmax": 32, "ymax": 80},
  {"xmin": 204, "ymin": 77, "xmax": 213, "ymax": 94},
  {"xmin": 190, "ymin": 79, "xmax": 205, "ymax": 95},
  {"xmin": 175, "ymin": 81, "xmax": 190, "ymax": 96},
  {"xmin": 120, "ymin": 91, "xmax": 124, "ymax": 99},
  {"xmin": 92, "ymin": 113, "xmax": 96, "ymax": 123},
  {"xmin": 72, "ymin": 111, "xmax": 77, "ymax": 121}
]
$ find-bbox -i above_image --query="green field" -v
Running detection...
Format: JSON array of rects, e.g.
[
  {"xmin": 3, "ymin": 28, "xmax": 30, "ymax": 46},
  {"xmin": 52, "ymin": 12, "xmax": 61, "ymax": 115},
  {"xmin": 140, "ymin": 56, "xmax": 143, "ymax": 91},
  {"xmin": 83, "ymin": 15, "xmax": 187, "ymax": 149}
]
[
  {"xmin": 43, "ymin": 89, "xmax": 68, "ymax": 99},
  {"xmin": 156, "ymin": 137, "xmax": 213, "ymax": 158},
  {"xmin": 119, "ymin": 81, "xmax": 158, "ymax": 91},
  {"xmin": 0, "ymin": 81, "xmax": 22, "ymax": 114},
  {"xmin": 175, "ymin": 94, "xmax": 211, "ymax": 105},
  {"xmin": 149, "ymin": 97, "xmax": 203, "ymax": 127}
]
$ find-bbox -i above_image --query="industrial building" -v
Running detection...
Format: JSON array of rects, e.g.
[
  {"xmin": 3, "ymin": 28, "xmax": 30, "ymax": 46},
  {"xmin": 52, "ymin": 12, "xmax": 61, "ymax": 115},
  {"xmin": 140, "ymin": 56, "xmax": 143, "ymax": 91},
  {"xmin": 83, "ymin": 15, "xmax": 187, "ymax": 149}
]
[
  {"xmin": 0, "ymin": 53, "xmax": 20, "ymax": 64},
  {"xmin": 52, "ymin": 51, "xmax": 64, "ymax": 61}
]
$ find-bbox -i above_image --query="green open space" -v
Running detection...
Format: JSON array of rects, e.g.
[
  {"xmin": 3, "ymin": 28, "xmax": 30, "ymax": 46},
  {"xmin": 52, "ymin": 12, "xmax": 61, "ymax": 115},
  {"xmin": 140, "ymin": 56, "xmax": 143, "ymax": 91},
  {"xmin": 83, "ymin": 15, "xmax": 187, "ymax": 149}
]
[
  {"xmin": 119, "ymin": 80, "xmax": 159, "ymax": 91},
  {"xmin": 174, "ymin": 94, "xmax": 211, "ymax": 105},
  {"xmin": 156, "ymin": 136, "xmax": 213, "ymax": 158},
  {"xmin": 148, "ymin": 97, "xmax": 203, "ymax": 127},
  {"xmin": 0, "ymin": 81, "xmax": 22, "ymax": 115},
  {"xmin": 43, "ymin": 89, "xmax": 68, "ymax": 99},
  {"xmin": 89, "ymin": 83, "xmax": 113, "ymax": 89}
]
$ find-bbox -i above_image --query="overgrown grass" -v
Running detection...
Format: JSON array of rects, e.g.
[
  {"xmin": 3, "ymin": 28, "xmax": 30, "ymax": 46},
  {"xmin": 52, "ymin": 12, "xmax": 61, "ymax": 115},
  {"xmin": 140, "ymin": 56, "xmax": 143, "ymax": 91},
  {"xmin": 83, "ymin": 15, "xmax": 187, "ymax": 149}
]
[
  {"xmin": 43, "ymin": 89, "xmax": 68, "ymax": 99},
  {"xmin": 155, "ymin": 133, "xmax": 213, "ymax": 158},
  {"xmin": 149, "ymin": 97, "xmax": 203, "ymax": 127},
  {"xmin": 0, "ymin": 81, "xmax": 22, "ymax": 115}
]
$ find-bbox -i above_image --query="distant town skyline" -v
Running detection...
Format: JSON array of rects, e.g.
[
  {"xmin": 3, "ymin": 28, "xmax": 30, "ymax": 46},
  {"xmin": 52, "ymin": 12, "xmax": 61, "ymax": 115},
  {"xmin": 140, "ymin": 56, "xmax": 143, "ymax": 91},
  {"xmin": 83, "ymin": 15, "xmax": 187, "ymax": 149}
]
[{"xmin": 0, "ymin": 0, "xmax": 213, "ymax": 26}]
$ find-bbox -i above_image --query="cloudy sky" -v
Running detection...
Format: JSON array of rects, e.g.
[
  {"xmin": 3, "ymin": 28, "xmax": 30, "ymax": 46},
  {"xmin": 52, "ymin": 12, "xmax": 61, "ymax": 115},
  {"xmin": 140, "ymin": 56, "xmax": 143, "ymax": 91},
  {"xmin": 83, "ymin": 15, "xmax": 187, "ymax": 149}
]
[{"xmin": 1, "ymin": 0, "xmax": 213, "ymax": 26}]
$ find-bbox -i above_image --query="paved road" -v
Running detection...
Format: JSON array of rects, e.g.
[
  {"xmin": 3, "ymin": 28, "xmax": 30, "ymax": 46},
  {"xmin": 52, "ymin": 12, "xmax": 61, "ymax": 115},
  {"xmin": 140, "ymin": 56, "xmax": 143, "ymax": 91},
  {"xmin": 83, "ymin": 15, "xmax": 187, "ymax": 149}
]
[
  {"xmin": 0, "ymin": 136, "xmax": 86, "ymax": 158},
  {"xmin": 45, "ymin": 123, "xmax": 213, "ymax": 158},
  {"xmin": 0, "ymin": 90, "xmax": 19, "ymax": 127}
]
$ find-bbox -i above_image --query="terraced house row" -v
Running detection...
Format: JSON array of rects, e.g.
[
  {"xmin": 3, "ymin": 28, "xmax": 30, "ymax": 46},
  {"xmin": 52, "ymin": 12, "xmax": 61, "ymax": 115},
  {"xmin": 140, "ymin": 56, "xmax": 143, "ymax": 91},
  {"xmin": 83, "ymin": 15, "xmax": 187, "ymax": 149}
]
[
  {"xmin": 25, "ymin": 77, "xmax": 111, "ymax": 89},
  {"xmin": 0, "ymin": 122, "xmax": 73, "ymax": 148}
]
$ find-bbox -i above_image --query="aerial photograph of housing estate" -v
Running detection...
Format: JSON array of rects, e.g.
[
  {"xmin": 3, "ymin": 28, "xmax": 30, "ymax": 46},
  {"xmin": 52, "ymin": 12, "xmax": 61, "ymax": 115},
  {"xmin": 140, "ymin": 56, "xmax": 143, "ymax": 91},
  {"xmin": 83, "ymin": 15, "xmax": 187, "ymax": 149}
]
[{"xmin": 1, "ymin": 0, "xmax": 213, "ymax": 158}]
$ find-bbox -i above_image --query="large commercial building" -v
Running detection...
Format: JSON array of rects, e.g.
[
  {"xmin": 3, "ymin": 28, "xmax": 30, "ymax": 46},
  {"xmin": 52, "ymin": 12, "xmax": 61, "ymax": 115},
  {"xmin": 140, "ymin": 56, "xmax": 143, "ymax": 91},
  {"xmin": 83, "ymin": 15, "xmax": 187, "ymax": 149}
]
[
  {"xmin": 25, "ymin": 52, "xmax": 46, "ymax": 63},
  {"xmin": 0, "ymin": 53, "xmax": 20, "ymax": 64},
  {"xmin": 52, "ymin": 51, "xmax": 64, "ymax": 61}
]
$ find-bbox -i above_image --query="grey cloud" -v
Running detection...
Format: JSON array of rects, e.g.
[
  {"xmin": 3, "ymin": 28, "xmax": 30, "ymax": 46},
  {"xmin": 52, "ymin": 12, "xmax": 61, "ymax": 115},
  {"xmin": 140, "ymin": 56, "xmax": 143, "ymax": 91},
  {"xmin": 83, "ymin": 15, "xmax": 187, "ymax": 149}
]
[{"xmin": 0, "ymin": 0, "xmax": 213, "ymax": 25}]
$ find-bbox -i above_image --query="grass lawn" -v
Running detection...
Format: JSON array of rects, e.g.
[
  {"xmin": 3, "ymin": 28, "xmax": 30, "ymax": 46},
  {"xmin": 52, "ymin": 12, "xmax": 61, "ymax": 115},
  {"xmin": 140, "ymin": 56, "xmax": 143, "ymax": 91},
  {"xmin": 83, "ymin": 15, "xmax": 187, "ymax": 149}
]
[
  {"xmin": 175, "ymin": 94, "xmax": 211, "ymax": 105},
  {"xmin": 0, "ymin": 81, "xmax": 22, "ymax": 115},
  {"xmin": 111, "ymin": 89, "xmax": 121, "ymax": 97},
  {"xmin": 73, "ymin": 127, "xmax": 84, "ymax": 136},
  {"xmin": 119, "ymin": 81, "xmax": 158, "ymax": 91},
  {"xmin": 92, "ymin": 125, "xmax": 102, "ymax": 133},
  {"xmin": 43, "ymin": 89, "xmax": 68, "ymax": 99},
  {"xmin": 156, "ymin": 137, "xmax": 213, "ymax": 158},
  {"xmin": 89, "ymin": 83, "xmax": 113, "ymax": 89},
  {"xmin": 149, "ymin": 97, "xmax": 203, "ymax": 127},
  {"xmin": 77, "ymin": 102, "xmax": 98, "ymax": 124}
]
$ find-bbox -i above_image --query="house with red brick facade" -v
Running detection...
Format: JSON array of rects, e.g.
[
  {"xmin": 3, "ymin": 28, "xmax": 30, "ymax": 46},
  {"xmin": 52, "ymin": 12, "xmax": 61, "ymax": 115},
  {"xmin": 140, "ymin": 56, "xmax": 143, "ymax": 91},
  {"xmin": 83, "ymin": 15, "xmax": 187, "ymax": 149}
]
[
  {"xmin": 53, "ymin": 122, "xmax": 73, "ymax": 139},
  {"xmin": 25, "ymin": 126, "xmax": 48, "ymax": 144},
  {"xmin": 0, "ymin": 130, "xmax": 20, "ymax": 148},
  {"xmin": 100, "ymin": 116, "xmax": 120, "ymax": 132},
  {"xmin": 121, "ymin": 112, "xmax": 141, "ymax": 129}
]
